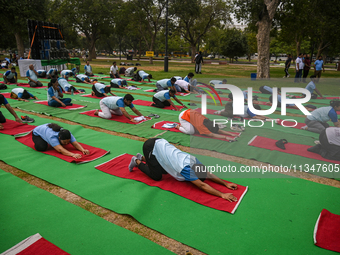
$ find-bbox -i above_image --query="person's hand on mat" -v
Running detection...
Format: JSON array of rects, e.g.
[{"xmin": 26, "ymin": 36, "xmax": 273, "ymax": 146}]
[
  {"xmin": 175, "ymin": 124, "xmax": 180, "ymax": 130},
  {"xmin": 0, "ymin": 123, "xmax": 3, "ymax": 130},
  {"xmin": 82, "ymin": 149, "xmax": 90, "ymax": 155},
  {"xmin": 221, "ymin": 193, "xmax": 237, "ymax": 202},
  {"xmin": 183, "ymin": 105, "xmax": 188, "ymax": 109},
  {"xmin": 6, "ymin": 82, "xmax": 11, "ymax": 85},
  {"xmin": 130, "ymin": 119, "xmax": 138, "ymax": 123},
  {"xmin": 226, "ymin": 183, "xmax": 238, "ymax": 190},
  {"xmin": 72, "ymin": 153, "xmax": 82, "ymax": 159},
  {"xmin": 225, "ymin": 137, "xmax": 235, "ymax": 141},
  {"xmin": 61, "ymin": 102, "xmax": 67, "ymax": 107},
  {"xmin": 15, "ymin": 117, "xmax": 23, "ymax": 124}
]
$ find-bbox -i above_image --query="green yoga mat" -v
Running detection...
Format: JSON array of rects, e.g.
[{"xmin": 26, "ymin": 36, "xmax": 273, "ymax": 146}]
[
  {"xmin": 1, "ymin": 124, "xmax": 340, "ymax": 254},
  {"xmin": 0, "ymin": 169, "xmax": 173, "ymax": 254}
]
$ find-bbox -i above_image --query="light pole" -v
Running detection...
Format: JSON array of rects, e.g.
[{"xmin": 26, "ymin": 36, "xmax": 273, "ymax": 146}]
[{"xmin": 164, "ymin": 0, "xmax": 169, "ymax": 72}]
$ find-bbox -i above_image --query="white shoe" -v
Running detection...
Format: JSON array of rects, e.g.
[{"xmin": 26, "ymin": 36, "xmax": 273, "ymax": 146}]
[
  {"xmin": 314, "ymin": 140, "xmax": 320, "ymax": 145},
  {"xmin": 287, "ymin": 75, "xmax": 290, "ymax": 78},
  {"xmin": 301, "ymin": 125, "xmax": 308, "ymax": 130}
]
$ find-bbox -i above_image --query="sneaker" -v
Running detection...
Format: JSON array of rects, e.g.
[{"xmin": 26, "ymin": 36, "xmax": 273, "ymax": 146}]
[
  {"xmin": 128, "ymin": 156, "xmax": 138, "ymax": 172},
  {"xmin": 21, "ymin": 116, "xmax": 35, "ymax": 123},
  {"xmin": 283, "ymin": 76, "xmax": 286, "ymax": 78},
  {"xmin": 314, "ymin": 140, "xmax": 320, "ymax": 145},
  {"xmin": 136, "ymin": 153, "xmax": 143, "ymax": 161},
  {"xmin": 301, "ymin": 125, "xmax": 308, "ymax": 130},
  {"xmin": 287, "ymin": 75, "xmax": 290, "ymax": 78},
  {"xmin": 231, "ymin": 125, "xmax": 243, "ymax": 132}
]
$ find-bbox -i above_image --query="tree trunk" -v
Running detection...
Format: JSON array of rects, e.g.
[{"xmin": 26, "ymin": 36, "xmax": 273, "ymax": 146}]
[
  {"xmin": 256, "ymin": 15, "xmax": 271, "ymax": 78},
  {"xmin": 296, "ymin": 41, "xmax": 301, "ymax": 57},
  {"xmin": 191, "ymin": 45, "xmax": 196, "ymax": 63},
  {"xmin": 14, "ymin": 32, "xmax": 25, "ymax": 58},
  {"xmin": 88, "ymin": 36, "xmax": 97, "ymax": 61},
  {"xmin": 316, "ymin": 42, "xmax": 323, "ymax": 59},
  {"xmin": 248, "ymin": 54, "xmax": 252, "ymax": 62},
  {"xmin": 138, "ymin": 40, "xmax": 142, "ymax": 61}
]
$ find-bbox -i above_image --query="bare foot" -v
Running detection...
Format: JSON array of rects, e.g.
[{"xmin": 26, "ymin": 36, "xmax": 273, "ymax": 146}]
[{"xmin": 94, "ymin": 109, "xmax": 99, "ymax": 116}]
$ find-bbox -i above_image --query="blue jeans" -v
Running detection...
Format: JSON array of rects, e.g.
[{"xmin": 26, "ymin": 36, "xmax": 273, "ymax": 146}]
[
  {"xmin": 48, "ymin": 98, "xmax": 72, "ymax": 107},
  {"xmin": 294, "ymin": 69, "xmax": 302, "ymax": 82},
  {"xmin": 174, "ymin": 84, "xmax": 183, "ymax": 92}
]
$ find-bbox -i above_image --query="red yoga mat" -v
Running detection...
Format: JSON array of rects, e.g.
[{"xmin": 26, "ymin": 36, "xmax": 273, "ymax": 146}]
[
  {"xmin": 152, "ymin": 120, "xmax": 240, "ymax": 140},
  {"xmin": 294, "ymin": 96, "xmax": 340, "ymax": 99},
  {"xmin": 34, "ymin": 100, "xmax": 87, "ymax": 110},
  {"xmin": 0, "ymin": 81, "xmax": 16, "ymax": 85},
  {"xmin": 276, "ymin": 119, "xmax": 306, "ymax": 129},
  {"xmin": 0, "ymin": 119, "xmax": 36, "ymax": 136},
  {"xmin": 79, "ymin": 109, "xmax": 151, "ymax": 125},
  {"xmin": 17, "ymin": 83, "xmax": 47, "ymax": 89},
  {"xmin": 1, "ymin": 233, "xmax": 69, "ymax": 255},
  {"xmin": 95, "ymin": 153, "xmax": 248, "ymax": 213},
  {"xmin": 248, "ymin": 135, "xmax": 340, "ymax": 164},
  {"xmin": 16, "ymin": 132, "xmax": 110, "ymax": 164},
  {"xmin": 314, "ymin": 209, "xmax": 340, "ymax": 253},
  {"xmin": 133, "ymin": 99, "xmax": 185, "ymax": 110},
  {"xmin": 196, "ymin": 95, "xmax": 231, "ymax": 101},
  {"xmin": 1, "ymin": 92, "xmax": 38, "ymax": 101}
]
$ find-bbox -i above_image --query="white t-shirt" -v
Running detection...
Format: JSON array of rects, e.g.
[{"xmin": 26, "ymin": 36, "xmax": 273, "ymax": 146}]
[
  {"xmin": 175, "ymin": 80, "xmax": 190, "ymax": 91},
  {"xmin": 110, "ymin": 65, "xmax": 119, "ymax": 75},
  {"xmin": 326, "ymin": 127, "xmax": 340, "ymax": 146},
  {"xmin": 296, "ymin": 57, "xmax": 303, "ymax": 70}
]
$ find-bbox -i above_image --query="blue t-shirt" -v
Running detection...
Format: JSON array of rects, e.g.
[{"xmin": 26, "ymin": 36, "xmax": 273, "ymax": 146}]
[
  {"xmin": 94, "ymin": 83, "xmax": 106, "ymax": 93},
  {"xmin": 166, "ymin": 79, "xmax": 173, "ymax": 87},
  {"xmin": 1, "ymin": 97, "xmax": 8, "ymax": 105},
  {"xmin": 76, "ymin": 74, "xmax": 88, "ymax": 82},
  {"xmin": 47, "ymin": 86, "xmax": 62, "ymax": 101},
  {"xmin": 47, "ymin": 68, "xmax": 57, "ymax": 75},
  {"xmin": 84, "ymin": 65, "xmax": 92, "ymax": 73},
  {"xmin": 246, "ymin": 107, "xmax": 256, "ymax": 118},
  {"xmin": 26, "ymin": 69, "xmax": 38, "ymax": 82},
  {"xmin": 33, "ymin": 124, "xmax": 76, "ymax": 147},
  {"xmin": 305, "ymin": 81, "xmax": 316, "ymax": 94},
  {"xmin": 37, "ymin": 70, "xmax": 46, "ymax": 75},
  {"xmin": 263, "ymin": 86, "xmax": 273, "ymax": 93},
  {"xmin": 138, "ymin": 70, "xmax": 149, "ymax": 80},
  {"xmin": 116, "ymin": 98, "xmax": 134, "ymax": 108},
  {"xmin": 314, "ymin": 60, "xmax": 324, "ymax": 71},
  {"xmin": 4, "ymin": 70, "xmax": 17, "ymax": 79},
  {"xmin": 307, "ymin": 106, "xmax": 338, "ymax": 123},
  {"xmin": 184, "ymin": 76, "xmax": 190, "ymax": 83}
]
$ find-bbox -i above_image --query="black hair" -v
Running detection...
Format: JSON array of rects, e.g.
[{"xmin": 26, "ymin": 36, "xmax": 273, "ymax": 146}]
[
  {"xmin": 203, "ymin": 119, "xmax": 219, "ymax": 133},
  {"xmin": 148, "ymin": 74, "xmax": 153, "ymax": 79},
  {"xmin": 192, "ymin": 163, "xmax": 207, "ymax": 182},
  {"xmin": 134, "ymin": 67, "xmax": 137, "ymax": 71},
  {"xmin": 104, "ymin": 86, "xmax": 111, "ymax": 93},
  {"xmin": 169, "ymin": 89, "xmax": 176, "ymax": 94},
  {"xmin": 171, "ymin": 77, "xmax": 176, "ymax": 82},
  {"xmin": 310, "ymin": 75, "xmax": 317, "ymax": 79},
  {"xmin": 47, "ymin": 123, "xmax": 71, "ymax": 140},
  {"xmin": 188, "ymin": 72, "xmax": 194, "ymax": 77},
  {"xmin": 124, "ymin": 94, "xmax": 134, "ymax": 101},
  {"xmin": 113, "ymin": 61, "xmax": 116, "ymax": 64},
  {"xmin": 278, "ymin": 88, "xmax": 281, "ymax": 93},
  {"xmin": 11, "ymin": 67, "xmax": 15, "ymax": 70},
  {"xmin": 253, "ymin": 104, "xmax": 261, "ymax": 110},
  {"xmin": 228, "ymin": 93, "xmax": 233, "ymax": 100},
  {"xmin": 22, "ymin": 90, "xmax": 31, "ymax": 99},
  {"xmin": 121, "ymin": 80, "xmax": 127, "ymax": 86},
  {"xmin": 330, "ymin": 99, "xmax": 340, "ymax": 108},
  {"xmin": 48, "ymin": 78, "xmax": 58, "ymax": 88},
  {"xmin": 269, "ymin": 95, "xmax": 273, "ymax": 103},
  {"xmin": 199, "ymin": 51, "xmax": 202, "ymax": 54},
  {"xmin": 93, "ymin": 79, "xmax": 98, "ymax": 82},
  {"xmin": 222, "ymin": 79, "xmax": 227, "ymax": 83}
]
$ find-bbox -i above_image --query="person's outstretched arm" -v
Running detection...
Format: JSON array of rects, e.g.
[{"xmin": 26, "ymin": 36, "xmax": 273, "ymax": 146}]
[
  {"xmin": 131, "ymin": 107, "xmax": 143, "ymax": 116},
  {"xmin": 71, "ymin": 141, "xmax": 90, "ymax": 155},
  {"xmin": 190, "ymin": 179, "xmax": 237, "ymax": 202},
  {"xmin": 206, "ymin": 172, "xmax": 238, "ymax": 190},
  {"xmin": 53, "ymin": 144, "xmax": 82, "ymax": 158},
  {"xmin": 4, "ymin": 103, "xmax": 22, "ymax": 123},
  {"xmin": 120, "ymin": 107, "xmax": 138, "ymax": 123},
  {"xmin": 174, "ymin": 97, "xmax": 188, "ymax": 109}
]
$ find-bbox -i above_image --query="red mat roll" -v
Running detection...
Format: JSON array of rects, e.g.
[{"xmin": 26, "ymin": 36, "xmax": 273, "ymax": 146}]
[
  {"xmin": 16, "ymin": 132, "xmax": 110, "ymax": 164},
  {"xmin": 133, "ymin": 99, "xmax": 185, "ymax": 110},
  {"xmin": 17, "ymin": 83, "xmax": 47, "ymax": 89},
  {"xmin": 248, "ymin": 135, "xmax": 340, "ymax": 164},
  {"xmin": 95, "ymin": 153, "xmax": 248, "ymax": 213},
  {"xmin": 79, "ymin": 109, "xmax": 151, "ymax": 124},
  {"xmin": 34, "ymin": 100, "xmax": 86, "ymax": 110},
  {"xmin": 1, "ymin": 233, "xmax": 70, "ymax": 255},
  {"xmin": 0, "ymin": 92, "xmax": 12, "ymax": 99},
  {"xmin": 152, "ymin": 120, "xmax": 240, "ymax": 140},
  {"xmin": 0, "ymin": 120, "xmax": 36, "ymax": 136},
  {"xmin": 314, "ymin": 209, "xmax": 340, "ymax": 253}
]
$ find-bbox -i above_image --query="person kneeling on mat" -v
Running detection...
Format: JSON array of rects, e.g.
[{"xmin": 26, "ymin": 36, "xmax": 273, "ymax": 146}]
[
  {"xmin": 10, "ymin": 88, "xmax": 37, "ymax": 102},
  {"xmin": 91, "ymin": 80, "xmax": 117, "ymax": 97},
  {"xmin": 303, "ymin": 75, "xmax": 325, "ymax": 99},
  {"xmin": 176, "ymin": 109, "xmax": 238, "ymax": 141},
  {"xmin": 94, "ymin": 94, "xmax": 143, "ymax": 123},
  {"xmin": 307, "ymin": 127, "xmax": 340, "ymax": 161},
  {"xmin": 302, "ymin": 100, "xmax": 340, "ymax": 133},
  {"xmin": 60, "ymin": 69, "xmax": 75, "ymax": 80},
  {"xmin": 32, "ymin": 123, "xmax": 90, "ymax": 159},
  {"xmin": 3, "ymin": 67, "xmax": 17, "ymax": 84},
  {"xmin": 110, "ymin": 78, "xmax": 127, "ymax": 88},
  {"xmin": 26, "ymin": 64, "xmax": 43, "ymax": 87},
  {"xmin": 47, "ymin": 78, "xmax": 72, "ymax": 107},
  {"xmin": 128, "ymin": 138, "xmax": 238, "ymax": 201},
  {"xmin": 58, "ymin": 77, "xmax": 83, "ymax": 94},
  {"xmin": 0, "ymin": 94, "xmax": 22, "ymax": 129},
  {"xmin": 152, "ymin": 89, "xmax": 187, "ymax": 111},
  {"xmin": 75, "ymin": 74, "xmax": 92, "ymax": 84}
]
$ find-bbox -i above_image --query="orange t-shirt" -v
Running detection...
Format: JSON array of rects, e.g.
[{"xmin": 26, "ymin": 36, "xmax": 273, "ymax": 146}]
[{"xmin": 181, "ymin": 109, "xmax": 211, "ymax": 135}]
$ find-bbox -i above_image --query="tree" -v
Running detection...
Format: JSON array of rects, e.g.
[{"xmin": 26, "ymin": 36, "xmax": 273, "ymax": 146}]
[
  {"xmin": 244, "ymin": 29, "xmax": 257, "ymax": 62},
  {"xmin": 220, "ymin": 28, "xmax": 248, "ymax": 63},
  {"xmin": 2, "ymin": 0, "xmax": 48, "ymax": 57},
  {"xmin": 204, "ymin": 27, "xmax": 224, "ymax": 57},
  {"xmin": 234, "ymin": 0, "xmax": 280, "ymax": 78},
  {"xmin": 170, "ymin": 0, "xmax": 231, "ymax": 62},
  {"xmin": 55, "ymin": 0, "xmax": 117, "ymax": 60}
]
